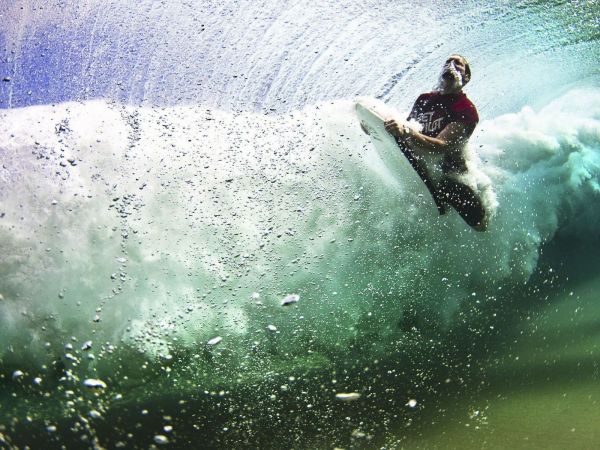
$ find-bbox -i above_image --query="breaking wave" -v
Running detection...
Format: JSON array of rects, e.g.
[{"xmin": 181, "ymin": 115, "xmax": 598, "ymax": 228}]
[{"xmin": 1, "ymin": 88, "xmax": 598, "ymax": 375}]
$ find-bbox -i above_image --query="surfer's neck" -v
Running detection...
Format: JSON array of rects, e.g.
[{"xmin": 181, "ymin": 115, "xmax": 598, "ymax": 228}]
[{"xmin": 434, "ymin": 88, "xmax": 463, "ymax": 96}]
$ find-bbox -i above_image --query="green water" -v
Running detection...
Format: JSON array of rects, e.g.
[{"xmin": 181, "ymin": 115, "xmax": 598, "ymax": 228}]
[
  {"xmin": 397, "ymin": 239, "xmax": 600, "ymax": 449},
  {"xmin": 2, "ymin": 238, "xmax": 598, "ymax": 449},
  {"xmin": 1, "ymin": 0, "xmax": 600, "ymax": 448}
]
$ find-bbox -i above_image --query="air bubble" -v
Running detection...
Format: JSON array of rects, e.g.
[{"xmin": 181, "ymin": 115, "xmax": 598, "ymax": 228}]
[
  {"xmin": 281, "ymin": 294, "xmax": 300, "ymax": 306},
  {"xmin": 207, "ymin": 336, "xmax": 222, "ymax": 346},
  {"xmin": 335, "ymin": 392, "xmax": 361, "ymax": 401},
  {"xmin": 154, "ymin": 435, "xmax": 169, "ymax": 445},
  {"xmin": 83, "ymin": 378, "xmax": 107, "ymax": 389}
]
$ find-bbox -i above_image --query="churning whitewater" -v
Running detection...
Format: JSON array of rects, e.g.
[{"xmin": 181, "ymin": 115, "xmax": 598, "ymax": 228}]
[
  {"xmin": 1, "ymin": 89, "xmax": 599, "ymax": 370},
  {"xmin": 1, "ymin": 0, "xmax": 600, "ymax": 446}
]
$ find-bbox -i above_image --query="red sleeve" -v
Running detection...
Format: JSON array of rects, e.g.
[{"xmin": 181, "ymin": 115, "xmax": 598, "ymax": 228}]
[{"xmin": 452, "ymin": 97, "xmax": 479, "ymax": 134}]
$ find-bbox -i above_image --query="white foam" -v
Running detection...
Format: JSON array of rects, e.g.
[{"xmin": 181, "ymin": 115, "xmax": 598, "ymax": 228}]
[{"xmin": 0, "ymin": 89, "xmax": 598, "ymax": 364}]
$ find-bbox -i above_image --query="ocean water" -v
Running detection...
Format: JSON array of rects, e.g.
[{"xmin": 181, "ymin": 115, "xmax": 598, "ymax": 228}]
[{"xmin": 1, "ymin": 0, "xmax": 599, "ymax": 448}]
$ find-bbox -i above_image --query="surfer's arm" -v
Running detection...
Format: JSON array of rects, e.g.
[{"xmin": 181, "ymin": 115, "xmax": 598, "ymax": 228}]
[
  {"xmin": 407, "ymin": 122, "xmax": 470, "ymax": 153},
  {"xmin": 385, "ymin": 120, "xmax": 469, "ymax": 154}
]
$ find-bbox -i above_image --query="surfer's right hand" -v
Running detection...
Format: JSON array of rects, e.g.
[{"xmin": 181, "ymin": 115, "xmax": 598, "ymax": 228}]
[{"xmin": 384, "ymin": 119, "xmax": 409, "ymax": 140}]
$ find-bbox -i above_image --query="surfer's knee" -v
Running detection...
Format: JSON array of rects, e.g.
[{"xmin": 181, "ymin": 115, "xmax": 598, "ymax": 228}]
[{"xmin": 437, "ymin": 178, "xmax": 488, "ymax": 231}]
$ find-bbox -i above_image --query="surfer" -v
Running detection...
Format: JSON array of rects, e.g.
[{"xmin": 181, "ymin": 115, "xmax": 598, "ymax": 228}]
[{"xmin": 384, "ymin": 54, "xmax": 488, "ymax": 231}]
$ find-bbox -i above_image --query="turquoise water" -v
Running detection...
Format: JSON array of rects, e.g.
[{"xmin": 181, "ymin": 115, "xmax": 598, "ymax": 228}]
[{"xmin": 1, "ymin": 0, "xmax": 599, "ymax": 448}]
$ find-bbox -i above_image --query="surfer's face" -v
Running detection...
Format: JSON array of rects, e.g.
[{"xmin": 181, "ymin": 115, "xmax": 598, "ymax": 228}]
[{"xmin": 436, "ymin": 55, "xmax": 470, "ymax": 93}]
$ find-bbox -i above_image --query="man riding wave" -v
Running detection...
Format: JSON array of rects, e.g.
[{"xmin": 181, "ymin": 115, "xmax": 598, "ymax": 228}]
[{"xmin": 384, "ymin": 55, "xmax": 489, "ymax": 231}]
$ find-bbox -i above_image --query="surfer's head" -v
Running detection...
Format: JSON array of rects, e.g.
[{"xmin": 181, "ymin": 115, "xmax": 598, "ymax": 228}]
[{"xmin": 435, "ymin": 54, "xmax": 471, "ymax": 94}]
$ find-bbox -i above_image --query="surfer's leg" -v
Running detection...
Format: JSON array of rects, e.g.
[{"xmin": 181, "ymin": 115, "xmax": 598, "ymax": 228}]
[
  {"xmin": 398, "ymin": 145, "xmax": 447, "ymax": 215},
  {"xmin": 437, "ymin": 178, "xmax": 487, "ymax": 231}
]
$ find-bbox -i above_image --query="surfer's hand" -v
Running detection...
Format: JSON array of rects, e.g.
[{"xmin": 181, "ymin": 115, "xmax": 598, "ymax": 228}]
[{"xmin": 384, "ymin": 119, "xmax": 409, "ymax": 140}]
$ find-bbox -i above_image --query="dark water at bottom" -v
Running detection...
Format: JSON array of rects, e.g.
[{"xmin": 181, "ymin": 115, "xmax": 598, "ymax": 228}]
[{"xmin": 2, "ymin": 235, "xmax": 598, "ymax": 449}]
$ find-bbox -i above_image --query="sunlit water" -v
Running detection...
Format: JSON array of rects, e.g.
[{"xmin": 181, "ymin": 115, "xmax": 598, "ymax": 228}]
[{"xmin": 1, "ymin": 0, "xmax": 599, "ymax": 448}]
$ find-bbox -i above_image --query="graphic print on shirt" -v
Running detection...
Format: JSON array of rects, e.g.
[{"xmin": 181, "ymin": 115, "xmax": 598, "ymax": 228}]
[
  {"xmin": 416, "ymin": 111, "xmax": 445, "ymax": 135},
  {"xmin": 407, "ymin": 93, "xmax": 479, "ymax": 139}
]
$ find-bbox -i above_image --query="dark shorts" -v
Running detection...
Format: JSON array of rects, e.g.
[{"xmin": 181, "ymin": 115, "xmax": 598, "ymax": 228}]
[
  {"xmin": 436, "ymin": 177, "xmax": 487, "ymax": 230},
  {"xmin": 396, "ymin": 142, "xmax": 487, "ymax": 230}
]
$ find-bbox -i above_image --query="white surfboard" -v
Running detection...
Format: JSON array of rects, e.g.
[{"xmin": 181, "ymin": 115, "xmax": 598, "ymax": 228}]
[{"xmin": 355, "ymin": 100, "xmax": 445, "ymax": 213}]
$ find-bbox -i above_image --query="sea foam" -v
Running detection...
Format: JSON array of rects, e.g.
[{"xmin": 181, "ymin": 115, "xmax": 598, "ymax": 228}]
[{"xmin": 0, "ymin": 89, "xmax": 598, "ymax": 366}]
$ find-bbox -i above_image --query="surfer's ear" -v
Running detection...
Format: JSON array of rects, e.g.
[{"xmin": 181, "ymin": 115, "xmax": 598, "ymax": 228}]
[
  {"xmin": 463, "ymin": 69, "xmax": 471, "ymax": 84},
  {"xmin": 463, "ymin": 60, "xmax": 471, "ymax": 84}
]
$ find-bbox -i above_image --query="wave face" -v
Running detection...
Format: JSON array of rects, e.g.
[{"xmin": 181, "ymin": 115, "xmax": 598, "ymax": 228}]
[
  {"xmin": 1, "ymin": 1, "xmax": 599, "ymax": 114},
  {"xmin": 0, "ymin": 0, "xmax": 599, "ymax": 448}
]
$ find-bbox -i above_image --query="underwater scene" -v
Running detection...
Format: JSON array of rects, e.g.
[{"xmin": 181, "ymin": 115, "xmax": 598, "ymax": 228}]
[{"xmin": 1, "ymin": 0, "xmax": 599, "ymax": 448}]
